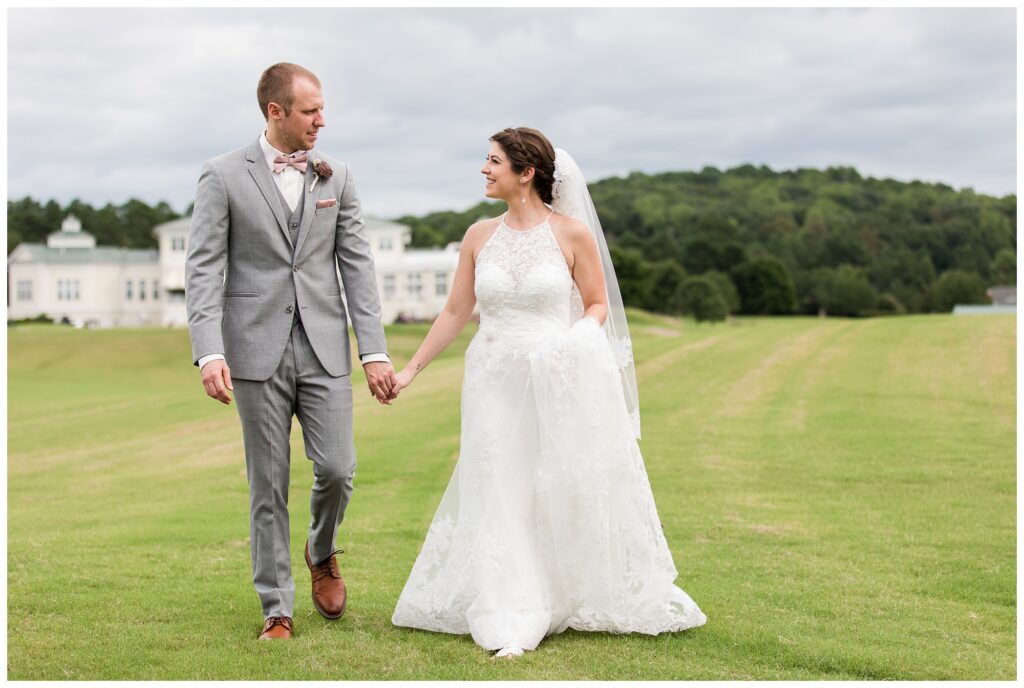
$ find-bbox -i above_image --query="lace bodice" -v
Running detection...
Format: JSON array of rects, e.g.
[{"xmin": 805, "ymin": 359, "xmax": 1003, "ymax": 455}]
[{"xmin": 475, "ymin": 214, "xmax": 581, "ymax": 338}]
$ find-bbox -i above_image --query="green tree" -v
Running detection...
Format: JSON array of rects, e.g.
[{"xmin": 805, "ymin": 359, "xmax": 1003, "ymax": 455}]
[
  {"xmin": 8, "ymin": 196, "xmax": 181, "ymax": 253},
  {"xmin": 608, "ymin": 245, "xmax": 650, "ymax": 309},
  {"xmin": 678, "ymin": 276, "xmax": 728, "ymax": 322},
  {"xmin": 716, "ymin": 242, "xmax": 747, "ymax": 271},
  {"xmin": 732, "ymin": 257, "xmax": 796, "ymax": 314},
  {"xmin": 701, "ymin": 270, "xmax": 740, "ymax": 313},
  {"xmin": 991, "ymin": 248, "xmax": 1016, "ymax": 285},
  {"xmin": 931, "ymin": 269, "xmax": 988, "ymax": 312},
  {"xmin": 813, "ymin": 265, "xmax": 880, "ymax": 316},
  {"xmin": 644, "ymin": 260, "xmax": 687, "ymax": 313},
  {"xmin": 680, "ymin": 238, "xmax": 719, "ymax": 274}
]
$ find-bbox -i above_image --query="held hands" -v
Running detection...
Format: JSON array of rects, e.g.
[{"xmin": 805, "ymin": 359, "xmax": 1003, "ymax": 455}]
[
  {"xmin": 363, "ymin": 360, "xmax": 399, "ymax": 405},
  {"xmin": 391, "ymin": 368, "xmax": 415, "ymax": 397},
  {"xmin": 200, "ymin": 359, "xmax": 403, "ymax": 407},
  {"xmin": 367, "ymin": 365, "xmax": 415, "ymax": 406},
  {"xmin": 201, "ymin": 359, "xmax": 234, "ymax": 405}
]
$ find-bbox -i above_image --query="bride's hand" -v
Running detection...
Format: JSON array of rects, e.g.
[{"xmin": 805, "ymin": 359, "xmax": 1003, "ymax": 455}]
[{"xmin": 390, "ymin": 368, "xmax": 415, "ymax": 399}]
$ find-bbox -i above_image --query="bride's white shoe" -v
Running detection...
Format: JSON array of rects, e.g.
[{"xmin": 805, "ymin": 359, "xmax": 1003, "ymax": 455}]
[{"xmin": 494, "ymin": 646, "xmax": 525, "ymax": 659}]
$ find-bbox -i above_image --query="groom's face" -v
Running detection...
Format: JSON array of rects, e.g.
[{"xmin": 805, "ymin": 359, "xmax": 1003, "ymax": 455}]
[{"xmin": 270, "ymin": 76, "xmax": 325, "ymax": 152}]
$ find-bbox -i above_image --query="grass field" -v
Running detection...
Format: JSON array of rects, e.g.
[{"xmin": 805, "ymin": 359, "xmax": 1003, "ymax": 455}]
[{"xmin": 6, "ymin": 313, "xmax": 1016, "ymax": 679}]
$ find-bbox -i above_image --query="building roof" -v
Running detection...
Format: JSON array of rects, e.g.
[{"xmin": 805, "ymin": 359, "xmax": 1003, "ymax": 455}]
[
  {"xmin": 153, "ymin": 217, "xmax": 191, "ymax": 236},
  {"xmin": 376, "ymin": 247, "xmax": 460, "ymax": 272},
  {"xmin": 8, "ymin": 243, "xmax": 159, "ymax": 265},
  {"xmin": 366, "ymin": 216, "xmax": 410, "ymax": 233},
  {"xmin": 953, "ymin": 304, "xmax": 1016, "ymax": 315},
  {"xmin": 9, "ymin": 214, "xmax": 414, "ymax": 266}
]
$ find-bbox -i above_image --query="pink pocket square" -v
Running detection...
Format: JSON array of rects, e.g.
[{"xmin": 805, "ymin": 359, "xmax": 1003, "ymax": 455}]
[{"xmin": 315, "ymin": 199, "xmax": 337, "ymax": 209}]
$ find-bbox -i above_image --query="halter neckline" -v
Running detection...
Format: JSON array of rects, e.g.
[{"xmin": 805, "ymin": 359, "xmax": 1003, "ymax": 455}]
[{"xmin": 500, "ymin": 210, "xmax": 554, "ymax": 233}]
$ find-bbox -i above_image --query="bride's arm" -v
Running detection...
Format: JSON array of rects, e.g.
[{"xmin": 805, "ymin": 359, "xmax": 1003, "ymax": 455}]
[
  {"xmin": 564, "ymin": 218, "xmax": 609, "ymax": 326},
  {"xmin": 392, "ymin": 221, "xmax": 488, "ymax": 393}
]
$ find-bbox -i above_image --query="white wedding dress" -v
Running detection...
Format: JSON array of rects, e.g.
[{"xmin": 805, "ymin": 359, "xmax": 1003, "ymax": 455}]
[{"xmin": 391, "ymin": 213, "xmax": 707, "ymax": 651}]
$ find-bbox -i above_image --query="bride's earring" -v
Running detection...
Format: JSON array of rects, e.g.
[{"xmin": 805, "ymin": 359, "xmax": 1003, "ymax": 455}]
[{"xmin": 521, "ymin": 178, "xmax": 526, "ymax": 204}]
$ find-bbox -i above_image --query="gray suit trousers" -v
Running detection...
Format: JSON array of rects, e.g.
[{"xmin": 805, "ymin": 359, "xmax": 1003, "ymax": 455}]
[{"xmin": 232, "ymin": 316, "xmax": 355, "ymax": 619}]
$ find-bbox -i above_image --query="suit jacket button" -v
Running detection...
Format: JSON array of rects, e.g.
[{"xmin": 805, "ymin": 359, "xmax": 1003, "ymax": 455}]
[
  {"xmin": 292, "ymin": 265, "xmax": 299, "ymax": 272},
  {"xmin": 285, "ymin": 306, "xmax": 293, "ymax": 314}
]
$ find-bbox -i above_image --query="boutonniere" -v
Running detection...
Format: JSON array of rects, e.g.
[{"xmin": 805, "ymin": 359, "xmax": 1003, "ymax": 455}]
[{"xmin": 308, "ymin": 156, "xmax": 334, "ymax": 192}]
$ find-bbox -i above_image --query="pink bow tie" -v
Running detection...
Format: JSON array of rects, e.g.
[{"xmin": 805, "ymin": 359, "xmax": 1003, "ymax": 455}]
[{"xmin": 273, "ymin": 151, "xmax": 308, "ymax": 174}]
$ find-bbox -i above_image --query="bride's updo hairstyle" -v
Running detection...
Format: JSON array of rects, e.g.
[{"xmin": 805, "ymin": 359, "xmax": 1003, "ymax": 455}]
[{"xmin": 489, "ymin": 127, "xmax": 557, "ymax": 204}]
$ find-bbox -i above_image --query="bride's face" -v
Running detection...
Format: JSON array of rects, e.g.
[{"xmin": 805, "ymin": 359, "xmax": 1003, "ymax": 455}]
[{"xmin": 480, "ymin": 142, "xmax": 519, "ymax": 201}]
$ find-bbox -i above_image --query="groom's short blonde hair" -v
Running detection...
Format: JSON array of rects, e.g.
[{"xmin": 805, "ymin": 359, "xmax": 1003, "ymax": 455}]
[{"xmin": 257, "ymin": 63, "xmax": 321, "ymax": 120}]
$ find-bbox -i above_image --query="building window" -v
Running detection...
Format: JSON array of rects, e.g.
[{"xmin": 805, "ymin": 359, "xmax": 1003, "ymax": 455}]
[
  {"xmin": 153, "ymin": 281, "xmax": 159, "ymax": 300},
  {"xmin": 168, "ymin": 289, "xmax": 185, "ymax": 303},
  {"xmin": 379, "ymin": 236, "xmax": 393, "ymax": 252},
  {"xmin": 58, "ymin": 279, "xmax": 80, "ymax": 301},
  {"xmin": 172, "ymin": 236, "xmax": 186, "ymax": 252},
  {"xmin": 139, "ymin": 280, "xmax": 147, "ymax": 301},
  {"xmin": 407, "ymin": 273, "xmax": 421, "ymax": 299},
  {"xmin": 125, "ymin": 280, "xmax": 133, "ymax": 301},
  {"xmin": 383, "ymin": 273, "xmax": 395, "ymax": 299},
  {"xmin": 435, "ymin": 272, "xmax": 448, "ymax": 297},
  {"xmin": 17, "ymin": 280, "xmax": 32, "ymax": 301}
]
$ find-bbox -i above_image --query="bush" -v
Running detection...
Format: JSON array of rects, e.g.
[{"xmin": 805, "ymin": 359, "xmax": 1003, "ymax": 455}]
[
  {"xmin": 608, "ymin": 244, "xmax": 650, "ymax": 308},
  {"xmin": 678, "ymin": 276, "xmax": 728, "ymax": 322},
  {"xmin": 644, "ymin": 260, "xmax": 688, "ymax": 314},
  {"xmin": 732, "ymin": 257, "xmax": 797, "ymax": 314},
  {"xmin": 931, "ymin": 269, "xmax": 989, "ymax": 312},
  {"xmin": 991, "ymin": 248, "xmax": 1016, "ymax": 285},
  {"xmin": 875, "ymin": 293, "xmax": 907, "ymax": 315},
  {"xmin": 701, "ymin": 270, "xmax": 741, "ymax": 313},
  {"xmin": 7, "ymin": 314, "xmax": 53, "ymax": 326},
  {"xmin": 814, "ymin": 264, "xmax": 880, "ymax": 316}
]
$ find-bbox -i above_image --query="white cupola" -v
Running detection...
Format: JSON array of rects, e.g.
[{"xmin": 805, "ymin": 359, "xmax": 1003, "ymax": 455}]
[{"xmin": 48, "ymin": 214, "xmax": 97, "ymax": 249}]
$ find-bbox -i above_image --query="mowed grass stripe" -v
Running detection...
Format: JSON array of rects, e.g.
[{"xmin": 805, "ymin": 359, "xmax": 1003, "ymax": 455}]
[{"xmin": 7, "ymin": 315, "xmax": 1015, "ymax": 679}]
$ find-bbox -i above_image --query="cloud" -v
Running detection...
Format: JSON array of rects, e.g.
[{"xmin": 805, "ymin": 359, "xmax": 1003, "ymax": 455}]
[{"xmin": 7, "ymin": 7, "xmax": 1015, "ymax": 218}]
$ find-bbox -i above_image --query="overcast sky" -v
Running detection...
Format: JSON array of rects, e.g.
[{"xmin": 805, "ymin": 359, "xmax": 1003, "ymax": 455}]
[{"xmin": 7, "ymin": 7, "xmax": 1016, "ymax": 219}]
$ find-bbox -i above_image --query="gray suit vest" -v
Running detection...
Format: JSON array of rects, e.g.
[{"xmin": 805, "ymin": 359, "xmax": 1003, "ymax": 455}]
[{"xmin": 271, "ymin": 181, "xmax": 303, "ymax": 325}]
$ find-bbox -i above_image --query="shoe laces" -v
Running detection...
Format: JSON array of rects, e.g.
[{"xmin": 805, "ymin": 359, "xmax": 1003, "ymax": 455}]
[
  {"xmin": 263, "ymin": 616, "xmax": 292, "ymax": 632},
  {"xmin": 312, "ymin": 549, "xmax": 344, "ymax": 581}
]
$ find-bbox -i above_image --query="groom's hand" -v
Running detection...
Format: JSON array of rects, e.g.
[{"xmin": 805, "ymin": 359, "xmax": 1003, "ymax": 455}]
[
  {"xmin": 363, "ymin": 361, "xmax": 397, "ymax": 405},
  {"xmin": 201, "ymin": 359, "xmax": 234, "ymax": 405}
]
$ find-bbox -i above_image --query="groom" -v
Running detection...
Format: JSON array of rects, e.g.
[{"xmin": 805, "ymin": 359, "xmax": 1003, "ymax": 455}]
[{"xmin": 186, "ymin": 63, "xmax": 396, "ymax": 640}]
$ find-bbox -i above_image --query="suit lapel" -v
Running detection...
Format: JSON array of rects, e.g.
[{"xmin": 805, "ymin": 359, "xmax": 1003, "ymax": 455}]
[
  {"xmin": 245, "ymin": 139, "xmax": 294, "ymax": 251},
  {"xmin": 293, "ymin": 151, "xmax": 320, "ymax": 259}
]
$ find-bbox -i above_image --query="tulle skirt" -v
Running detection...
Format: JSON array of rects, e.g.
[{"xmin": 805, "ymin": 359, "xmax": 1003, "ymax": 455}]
[{"xmin": 391, "ymin": 319, "xmax": 707, "ymax": 650}]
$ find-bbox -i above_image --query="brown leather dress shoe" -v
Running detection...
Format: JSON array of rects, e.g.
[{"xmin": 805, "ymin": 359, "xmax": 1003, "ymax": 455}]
[
  {"xmin": 258, "ymin": 616, "xmax": 293, "ymax": 640},
  {"xmin": 305, "ymin": 539, "xmax": 347, "ymax": 619}
]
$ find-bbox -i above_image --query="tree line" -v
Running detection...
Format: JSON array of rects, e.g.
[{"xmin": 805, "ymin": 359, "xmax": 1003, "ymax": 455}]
[
  {"xmin": 7, "ymin": 197, "xmax": 181, "ymax": 254},
  {"xmin": 397, "ymin": 164, "xmax": 1016, "ymax": 320},
  {"xmin": 8, "ymin": 163, "xmax": 1016, "ymax": 320}
]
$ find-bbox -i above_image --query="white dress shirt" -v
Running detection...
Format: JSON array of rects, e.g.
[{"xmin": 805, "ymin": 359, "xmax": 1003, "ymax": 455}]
[
  {"xmin": 197, "ymin": 132, "xmax": 389, "ymax": 371},
  {"xmin": 259, "ymin": 131, "xmax": 304, "ymax": 212}
]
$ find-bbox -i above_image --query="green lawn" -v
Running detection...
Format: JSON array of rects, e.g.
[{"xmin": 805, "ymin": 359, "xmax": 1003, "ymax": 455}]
[{"xmin": 7, "ymin": 313, "xmax": 1016, "ymax": 679}]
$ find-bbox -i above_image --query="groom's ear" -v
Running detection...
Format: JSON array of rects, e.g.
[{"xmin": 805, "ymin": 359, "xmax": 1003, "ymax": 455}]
[{"xmin": 266, "ymin": 101, "xmax": 284, "ymax": 120}]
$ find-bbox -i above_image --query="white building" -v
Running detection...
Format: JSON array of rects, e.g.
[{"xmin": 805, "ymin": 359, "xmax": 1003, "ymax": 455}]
[
  {"xmin": 7, "ymin": 215, "xmax": 162, "ymax": 328},
  {"xmin": 368, "ymin": 218, "xmax": 463, "ymax": 323},
  {"xmin": 7, "ymin": 214, "xmax": 461, "ymax": 328}
]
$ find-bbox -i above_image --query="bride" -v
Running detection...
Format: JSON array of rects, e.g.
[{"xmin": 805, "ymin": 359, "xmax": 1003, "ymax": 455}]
[{"xmin": 389, "ymin": 127, "xmax": 707, "ymax": 657}]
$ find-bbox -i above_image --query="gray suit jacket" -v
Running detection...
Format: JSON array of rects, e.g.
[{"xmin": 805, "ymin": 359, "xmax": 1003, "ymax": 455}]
[{"xmin": 185, "ymin": 138, "xmax": 387, "ymax": 381}]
